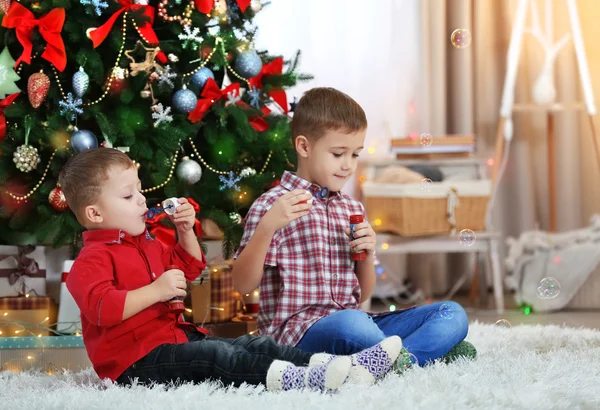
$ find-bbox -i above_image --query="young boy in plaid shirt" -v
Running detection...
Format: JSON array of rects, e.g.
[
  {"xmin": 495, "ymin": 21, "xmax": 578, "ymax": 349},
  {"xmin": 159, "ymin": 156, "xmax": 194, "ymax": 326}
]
[
  {"xmin": 60, "ymin": 147, "xmax": 403, "ymax": 391},
  {"xmin": 233, "ymin": 87, "xmax": 476, "ymax": 375}
]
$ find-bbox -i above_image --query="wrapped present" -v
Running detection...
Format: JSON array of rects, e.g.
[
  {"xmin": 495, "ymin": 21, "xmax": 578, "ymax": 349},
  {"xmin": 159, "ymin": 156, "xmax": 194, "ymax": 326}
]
[
  {"xmin": 0, "ymin": 296, "xmax": 58, "ymax": 337},
  {"xmin": 0, "ymin": 245, "xmax": 47, "ymax": 297},
  {"xmin": 57, "ymin": 260, "xmax": 81, "ymax": 334},
  {"xmin": 189, "ymin": 262, "xmax": 240, "ymax": 324},
  {"xmin": 208, "ymin": 261, "xmax": 240, "ymax": 323}
]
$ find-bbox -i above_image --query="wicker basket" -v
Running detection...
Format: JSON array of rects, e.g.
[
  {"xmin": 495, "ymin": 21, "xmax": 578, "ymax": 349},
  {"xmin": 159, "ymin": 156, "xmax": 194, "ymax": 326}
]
[{"xmin": 362, "ymin": 180, "xmax": 491, "ymax": 236}]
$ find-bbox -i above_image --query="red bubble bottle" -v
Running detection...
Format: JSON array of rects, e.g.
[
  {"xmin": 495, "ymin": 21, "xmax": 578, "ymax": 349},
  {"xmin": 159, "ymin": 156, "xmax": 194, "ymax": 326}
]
[{"xmin": 349, "ymin": 215, "xmax": 367, "ymax": 261}]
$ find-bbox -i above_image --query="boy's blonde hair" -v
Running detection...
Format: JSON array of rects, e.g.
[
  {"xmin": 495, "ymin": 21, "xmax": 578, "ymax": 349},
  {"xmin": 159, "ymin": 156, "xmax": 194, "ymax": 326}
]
[
  {"xmin": 58, "ymin": 148, "xmax": 135, "ymax": 224},
  {"xmin": 290, "ymin": 87, "xmax": 367, "ymax": 145}
]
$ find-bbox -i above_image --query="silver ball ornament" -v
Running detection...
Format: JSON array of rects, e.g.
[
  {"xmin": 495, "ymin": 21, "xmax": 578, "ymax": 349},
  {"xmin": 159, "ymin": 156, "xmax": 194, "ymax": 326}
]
[
  {"xmin": 189, "ymin": 67, "xmax": 215, "ymax": 94},
  {"xmin": 70, "ymin": 128, "xmax": 98, "ymax": 153},
  {"xmin": 250, "ymin": 0, "xmax": 262, "ymax": 13},
  {"xmin": 72, "ymin": 67, "xmax": 90, "ymax": 98},
  {"xmin": 234, "ymin": 50, "xmax": 263, "ymax": 78},
  {"xmin": 13, "ymin": 145, "xmax": 41, "ymax": 173},
  {"xmin": 229, "ymin": 212, "xmax": 242, "ymax": 224},
  {"xmin": 176, "ymin": 156, "xmax": 202, "ymax": 184},
  {"xmin": 172, "ymin": 86, "xmax": 198, "ymax": 114}
]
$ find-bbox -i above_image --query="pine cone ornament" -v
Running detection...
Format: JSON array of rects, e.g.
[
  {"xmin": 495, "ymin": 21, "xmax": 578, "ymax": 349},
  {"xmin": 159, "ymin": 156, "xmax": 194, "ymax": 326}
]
[
  {"xmin": 28, "ymin": 71, "xmax": 50, "ymax": 108},
  {"xmin": 49, "ymin": 186, "xmax": 69, "ymax": 211},
  {"xmin": 72, "ymin": 67, "xmax": 90, "ymax": 97},
  {"xmin": 13, "ymin": 145, "xmax": 41, "ymax": 172}
]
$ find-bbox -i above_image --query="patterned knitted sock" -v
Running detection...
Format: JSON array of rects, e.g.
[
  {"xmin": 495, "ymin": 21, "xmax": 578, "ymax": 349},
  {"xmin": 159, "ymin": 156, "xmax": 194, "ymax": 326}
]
[
  {"xmin": 266, "ymin": 356, "xmax": 351, "ymax": 392},
  {"xmin": 308, "ymin": 336, "xmax": 403, "ymax": 385}
]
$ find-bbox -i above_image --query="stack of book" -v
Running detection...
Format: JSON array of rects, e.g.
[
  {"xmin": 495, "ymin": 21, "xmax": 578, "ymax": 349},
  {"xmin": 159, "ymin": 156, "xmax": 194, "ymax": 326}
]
[{"xmin": 391, "ymin": 134, "xmax": 475, "ymax": 159}]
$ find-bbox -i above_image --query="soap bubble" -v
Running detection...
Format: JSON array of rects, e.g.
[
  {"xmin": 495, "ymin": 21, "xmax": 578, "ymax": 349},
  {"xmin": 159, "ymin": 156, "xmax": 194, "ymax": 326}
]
[
  {"xmin": 459, "ymin": 229, "xmax": 476, "ymax": 247},
  {"xmin": 420, "ymin": 133, "xmax": 433, "ymax": 147},
  {"xmin": 495, "ymin": 319, "xmax": 512, "ymax": 329},
  {"xmin": 537, "ymin": 277, "xmax": 561, "ymax": 299},
  {"xmin": 451, "ymin": 28, "xmax": 472, "ymax": 48},
  {"xmin": 439, "ymin": 303, "xmax": 455, "ymax": 319}
]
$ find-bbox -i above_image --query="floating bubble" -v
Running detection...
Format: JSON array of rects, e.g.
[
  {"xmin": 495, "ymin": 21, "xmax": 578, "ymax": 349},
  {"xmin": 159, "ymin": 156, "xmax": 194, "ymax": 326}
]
[
  {"xmin": 421, "ymin": 178, "xmax": 433, "ymax": 192},
  {"xmin": 439, "ymin": 303, "xmax": 454, "ymax": 320},
  {"xmin": 420, "ymin": 133, "xmax": 433, "ymax": 147},
  {"xmin": 459, "ymin": 229, "xmax": 476, "ymax": 247},
  {"xmin": 537, "ymin": 277, "xmax": 561, "ymax": 299},
  {"xmin": 409, "ymin": 353, "xmax": 419, "ymax": 367},
  {"xmin": 451, "ymin": 28, "xmax": 472, "ymax": 48},
  {"xmin": 495, "ymin": 319, "xmax": 512, "ymax": 328}
]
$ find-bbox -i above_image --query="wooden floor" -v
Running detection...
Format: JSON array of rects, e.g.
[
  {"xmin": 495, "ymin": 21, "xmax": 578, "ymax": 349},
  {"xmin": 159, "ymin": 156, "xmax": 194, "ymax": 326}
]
[{"xmin": 371, "ymin": 292, "xmax": 600, "ymax": 330}]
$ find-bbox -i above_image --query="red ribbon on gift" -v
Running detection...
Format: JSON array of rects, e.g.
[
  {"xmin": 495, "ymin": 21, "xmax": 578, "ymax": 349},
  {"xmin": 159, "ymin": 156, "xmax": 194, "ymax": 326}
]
[
  {"xmin": 0, "ymin": 92, "xmax": 19, "ymax": 141},
  {"xmin": 195, "ymin": 0, "xmax": 251, "ymax": 13},
  {"xmin": 146, "ymin": 198, "xmax": 203, "ymax": 248},
  {"xmin": 1, "ymin": 3, "xmax": 67, "ymax": 71},
  {"xmin": 249, "ymin": 57, "xmax": 288, "ymax": 113},
  {"xmin": 89, "ymin": 0, "xmax": 167, "ymax": 64},
  {"xmin": 188, "ymin": 78, "xmax": 242, "ymax": 123}
]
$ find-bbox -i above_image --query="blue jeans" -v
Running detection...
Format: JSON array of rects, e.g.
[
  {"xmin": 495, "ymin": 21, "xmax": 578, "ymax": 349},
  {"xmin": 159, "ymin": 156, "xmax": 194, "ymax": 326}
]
[{"xmin": 296, "ymin": 302, "xmax": 469, "ymax": 365}]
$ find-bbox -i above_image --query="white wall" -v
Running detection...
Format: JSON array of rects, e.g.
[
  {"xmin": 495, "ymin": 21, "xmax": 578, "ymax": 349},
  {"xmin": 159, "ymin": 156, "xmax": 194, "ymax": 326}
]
[{"xmin": 254, "ymin": 0, "xmax": 423, "ymax": 196}]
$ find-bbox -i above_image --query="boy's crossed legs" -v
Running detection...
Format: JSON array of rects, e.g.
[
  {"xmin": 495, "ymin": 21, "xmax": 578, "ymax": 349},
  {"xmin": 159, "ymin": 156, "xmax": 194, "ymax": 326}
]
[
  {"xmin": 116, "ymin": 331, "xmax": 403, "ymax": 391},
  {"xmin": 297, "ymin": 302, "xmax": 472, "ymax": 367}
]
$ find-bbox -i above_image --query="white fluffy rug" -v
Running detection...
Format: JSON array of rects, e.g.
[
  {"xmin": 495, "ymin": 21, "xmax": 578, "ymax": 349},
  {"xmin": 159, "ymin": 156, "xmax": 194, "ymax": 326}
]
[{"xmin": 2, "ymin": 322, "xmax": 600, "ymax": 410}]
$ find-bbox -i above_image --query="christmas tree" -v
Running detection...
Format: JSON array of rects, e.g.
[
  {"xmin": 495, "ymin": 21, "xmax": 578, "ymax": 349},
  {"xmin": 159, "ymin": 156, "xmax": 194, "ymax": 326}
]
[{"xmin": 0, "ymin": 0, "xmax": 311, "ymax": 257}]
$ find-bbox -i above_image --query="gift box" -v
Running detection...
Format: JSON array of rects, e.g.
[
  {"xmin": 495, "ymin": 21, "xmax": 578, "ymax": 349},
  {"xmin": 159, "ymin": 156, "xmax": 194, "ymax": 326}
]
[
  {"xmin": 0, "ymin": 245, "xmax": 47, "ymax": 297},
  {"xmin": 0, "ymin": 296, "xmax": 58, "ymax": 337},
  {"xmin": 189, "ymin": 262, "xmax": 240, "ymax": 324},
  {"xmin": 57, "ymin": 260, "xmax": 81, "ymax": 334}
]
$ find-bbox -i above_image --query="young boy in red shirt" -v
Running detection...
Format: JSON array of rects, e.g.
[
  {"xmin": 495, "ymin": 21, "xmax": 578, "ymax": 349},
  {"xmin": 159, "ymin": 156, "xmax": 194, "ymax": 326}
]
[
  {"xmin": 60, "ymin": 147, "xmax": 402, "ymax": 390},
  {"xmin": 233, "ymin": 88, "xmax": 476, "ymax": 374}
]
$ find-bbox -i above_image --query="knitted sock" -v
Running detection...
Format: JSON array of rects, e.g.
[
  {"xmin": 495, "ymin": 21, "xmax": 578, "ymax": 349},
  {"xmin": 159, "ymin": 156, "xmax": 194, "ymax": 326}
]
[
  {"xmin": 266, "ymin": 356, "xmax": 351, "ymax": 392},
  {"xmin": 440, "ymin": 340, "xmax": 477, "ymax": 364},
  {"xmin": 308, "ymin": 336, "xmax": 403, "ymax": 385}
]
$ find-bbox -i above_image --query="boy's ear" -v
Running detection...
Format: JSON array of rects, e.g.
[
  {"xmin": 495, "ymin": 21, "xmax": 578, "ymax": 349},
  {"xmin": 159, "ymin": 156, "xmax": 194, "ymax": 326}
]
[
  {"xmin": 295, "ymin": 135, "xmax": 310, "ymax": 158},
  {"xmin": 84, "ymin": 204, "xmax": 103, "ymax": 225}
]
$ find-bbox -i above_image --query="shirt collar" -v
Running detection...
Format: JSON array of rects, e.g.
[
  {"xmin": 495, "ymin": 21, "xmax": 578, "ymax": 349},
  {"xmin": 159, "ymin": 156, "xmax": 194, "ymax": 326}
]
[
  {"xmin": 279, "ymin": 171, "xmax": 341, "ymax": 200},
  {"xmin": 83, "ymin": 228, "xmax": 153, "ymax": 246}
]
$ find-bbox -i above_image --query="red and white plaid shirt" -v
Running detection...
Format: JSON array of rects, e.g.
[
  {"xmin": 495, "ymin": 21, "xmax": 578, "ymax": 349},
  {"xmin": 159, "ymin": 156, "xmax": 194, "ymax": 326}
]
[{"xmin": 235, "ymin": 171, "xmax": 366, "ymax": 346}]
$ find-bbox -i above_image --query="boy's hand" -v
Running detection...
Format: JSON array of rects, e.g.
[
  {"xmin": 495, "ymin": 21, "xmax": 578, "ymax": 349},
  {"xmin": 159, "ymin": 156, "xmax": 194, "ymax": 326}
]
[
  {"xmin": 168, "ymin": 198, "xmax": 196, "ymax": 233},
  {"xmin": 345, "ymin": 221, "xmax": 377, "ymax": 256},
  {"xmin": 261, "ymin": 189, "xmax": 313, "ymax": 233},
  {"xmin": 152, "ymin": 268, "xmax": 187, "ymax": 302}
]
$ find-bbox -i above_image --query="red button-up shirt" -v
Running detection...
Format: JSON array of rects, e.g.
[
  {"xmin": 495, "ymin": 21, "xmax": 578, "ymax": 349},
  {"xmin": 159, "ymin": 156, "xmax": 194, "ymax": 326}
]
[
  {"xmin": 67, "ymin": 229, "xmax": 206, "ymax": 381},
  {"xmin": 235, "ymin": 171, "xmax": 367, "ymax": 346}
]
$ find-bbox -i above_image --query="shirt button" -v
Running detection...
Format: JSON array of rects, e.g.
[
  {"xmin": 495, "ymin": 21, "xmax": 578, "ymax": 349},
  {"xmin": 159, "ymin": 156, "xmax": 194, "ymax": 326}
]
[
  {"xmin": 119, "ymin": 232, "xmax": 125, "ymax": 238},
  {"xmin": 152, "ymin": 272, "xmax": 156, "ymax": 279},
  {"xmin": 333, "ymin": 274, "xmax": 338, "ymax": 279},
  {"xmin": 331, "ymin": 239, "xmax": 335, "ymax": 244}
]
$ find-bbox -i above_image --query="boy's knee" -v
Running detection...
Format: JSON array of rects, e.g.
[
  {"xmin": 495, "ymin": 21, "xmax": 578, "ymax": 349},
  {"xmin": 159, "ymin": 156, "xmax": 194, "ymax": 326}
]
[
  {"xmin": 329, "ymin": 310, "xmax": 383, "ymax": 350},
  {"xmin": 445, "ymin": 301, "xmax": 469, "ymax": 338}
]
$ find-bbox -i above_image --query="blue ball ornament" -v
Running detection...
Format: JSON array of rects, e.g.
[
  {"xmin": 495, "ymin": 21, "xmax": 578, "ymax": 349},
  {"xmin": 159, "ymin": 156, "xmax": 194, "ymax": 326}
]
[
  {"xmin": 172, "ymin": 86, "xmax": 197, "ymax": 114},
  {"xmin": 234, "ymin": 50, "xmax": 263, "ymax": 78},
  {"xmin": 189, "ymin": 67, "xmax": 215, "ymax": 94},
  {"xmin": 70, "ymin": 128, "xmax": 98, "ymax": 153}
]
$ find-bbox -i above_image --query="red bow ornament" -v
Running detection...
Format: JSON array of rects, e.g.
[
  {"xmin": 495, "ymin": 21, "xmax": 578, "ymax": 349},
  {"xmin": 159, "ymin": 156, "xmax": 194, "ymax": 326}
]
[
  {"xmin": 90, "ymin": 0, "xmax": 167, "ymax": 64},
  {"xmin": 146, "ymin": 198, "xmax": 203, "ymax": 248},
  {"xmin": 188, "ymin": 78, "xmax": 243, "ymax": 123},
  {"xmin": 249, "ymin": 57, "xmax": 287, "ymax": 113},
  {"xmin": 195, "ymin": 0, "xmax": 251, "ymax": 14},
  {"xmin": 0, "ymin": 92, "xmax": 19, "ymax": 141},
  {"xmin": 1, "ymin": 3, "xmax": 67, "ymax": 71}
]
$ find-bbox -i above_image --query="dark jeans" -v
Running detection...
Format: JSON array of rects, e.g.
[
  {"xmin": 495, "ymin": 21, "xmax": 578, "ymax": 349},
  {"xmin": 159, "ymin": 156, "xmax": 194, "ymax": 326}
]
[{"xmin": 116, "ymin": 329, "xmax": 312, "ymax": 387}]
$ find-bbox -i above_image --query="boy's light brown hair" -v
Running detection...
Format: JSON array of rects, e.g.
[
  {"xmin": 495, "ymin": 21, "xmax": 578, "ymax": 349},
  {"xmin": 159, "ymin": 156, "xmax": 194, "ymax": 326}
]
[
  {"xmin": 58, "ymin": 148, "xmax": 135, "ymax": 224},
  {"xmin": 290, "ymin": 87, "xmax": 367, "ymax": 145}
]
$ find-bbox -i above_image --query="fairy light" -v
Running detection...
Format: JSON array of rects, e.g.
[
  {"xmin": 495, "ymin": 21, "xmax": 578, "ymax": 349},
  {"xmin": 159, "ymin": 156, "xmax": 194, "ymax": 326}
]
[
  {"xmin": 382, "ymin": 243, "xmax": 389, "ymax": 250},
  {"xmin": 368, "ymin": 147, "xmax": 376, "ymax": 155},
  {"xmin": 374, "ymin": 219, "xmax": 382, "ymax": 226},
  {"xmin": 487, "ymin": 157, "xmax": 494, "ymax": 166}
]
